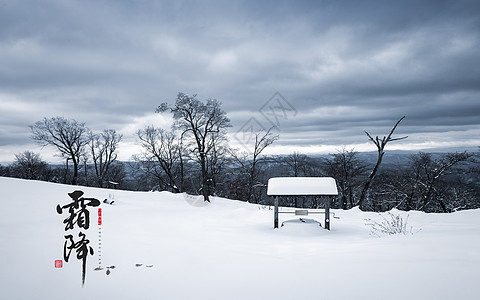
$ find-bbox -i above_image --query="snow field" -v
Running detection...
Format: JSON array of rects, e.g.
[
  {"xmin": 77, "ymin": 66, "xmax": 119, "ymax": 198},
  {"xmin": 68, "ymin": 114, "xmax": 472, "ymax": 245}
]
[{"xmin": 0, "ymin": 177, "xmax": 479, "ymax": 300}]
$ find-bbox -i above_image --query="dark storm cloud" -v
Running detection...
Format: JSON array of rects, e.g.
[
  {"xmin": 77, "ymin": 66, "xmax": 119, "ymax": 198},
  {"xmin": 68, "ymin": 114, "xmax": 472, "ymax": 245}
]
[{"xmin": 0, "ymin": 0, "xmax": 479, "ymax": 162}]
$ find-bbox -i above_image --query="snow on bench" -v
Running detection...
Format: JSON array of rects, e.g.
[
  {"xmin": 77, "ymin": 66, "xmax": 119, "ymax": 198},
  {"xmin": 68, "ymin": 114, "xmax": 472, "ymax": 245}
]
[{"xmin": 267, "ymin": 177, "xmax": 338, "ymax": 196}]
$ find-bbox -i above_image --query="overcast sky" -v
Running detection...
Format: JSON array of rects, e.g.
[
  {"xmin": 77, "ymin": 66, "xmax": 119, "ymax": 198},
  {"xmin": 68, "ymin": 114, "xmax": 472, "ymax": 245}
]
[{"xmin": 1, "ymin": 0, "xmax": 479, "ymax": 163}]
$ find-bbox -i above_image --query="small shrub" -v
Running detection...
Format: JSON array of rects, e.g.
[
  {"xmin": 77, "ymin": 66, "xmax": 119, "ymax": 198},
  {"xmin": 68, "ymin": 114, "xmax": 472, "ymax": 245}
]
[{"xmin": 365, "ymin": 212, "xmax": 416, "ymax": 237}]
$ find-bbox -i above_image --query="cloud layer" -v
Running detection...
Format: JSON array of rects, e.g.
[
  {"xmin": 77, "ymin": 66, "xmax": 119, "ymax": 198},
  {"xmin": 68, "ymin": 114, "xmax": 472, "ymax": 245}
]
[{"xmin": 1, "ymin": 0, "xmax": 479, "ymax": 162}]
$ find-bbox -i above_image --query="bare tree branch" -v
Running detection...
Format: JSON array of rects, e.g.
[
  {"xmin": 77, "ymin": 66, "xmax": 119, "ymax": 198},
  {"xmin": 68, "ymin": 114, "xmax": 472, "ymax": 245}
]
[
  {"xmin": 30, "ymin": 117, "xmax": 88, "ymax": 185},
  {"xmin": 358, "ymin": 116, "xmax": 407, "ymax": 210},
  {"xmin": 157, "ymin": 93, "xmax": 231, "ymax": 201}
]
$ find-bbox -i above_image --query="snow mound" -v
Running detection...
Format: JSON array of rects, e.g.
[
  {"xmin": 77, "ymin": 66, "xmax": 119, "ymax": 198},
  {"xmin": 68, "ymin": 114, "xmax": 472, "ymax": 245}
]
[{"xmin": 280, "ymin": 218, "xmax": 324, "ymax": 235}]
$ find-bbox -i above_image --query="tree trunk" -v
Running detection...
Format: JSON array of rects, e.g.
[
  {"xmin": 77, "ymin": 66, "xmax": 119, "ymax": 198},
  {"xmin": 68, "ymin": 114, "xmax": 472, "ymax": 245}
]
[
  {"xmin": 179, "ymin": 149, "xmax": 184, "ymax": 193},
  {"xmin": 64, "ymin": 158, "xmax": 70, "ymax": 184},
  {"xmin": 72, "ymin": 158, "xmax": 79, "ymax": 185},
  {"xmin": 358, "ymin": 150, "xmax": 384, "ymax": 210},
  {"xmin": 200, "ymin": 154, "xmax": 210, "ymax": 202}
]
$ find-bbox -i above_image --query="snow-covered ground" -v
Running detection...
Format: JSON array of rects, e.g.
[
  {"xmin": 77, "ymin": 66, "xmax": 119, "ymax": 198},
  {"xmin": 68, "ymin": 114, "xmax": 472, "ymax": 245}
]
[{"xmin": 0, "ymin": 177, "xmax": 479, "ymax": 300}]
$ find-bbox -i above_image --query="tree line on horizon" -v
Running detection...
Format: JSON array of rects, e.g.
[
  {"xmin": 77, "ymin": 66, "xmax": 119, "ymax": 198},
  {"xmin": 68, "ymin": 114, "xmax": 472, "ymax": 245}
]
[{"xmin": 1, "ymin": 92, "xmax": 479, "ymax": 213}]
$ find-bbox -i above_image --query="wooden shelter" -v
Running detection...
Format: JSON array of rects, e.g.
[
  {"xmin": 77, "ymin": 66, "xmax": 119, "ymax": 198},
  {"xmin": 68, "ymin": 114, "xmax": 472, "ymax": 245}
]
[{"xmin": 267, "ymin": 177, "xmax": 339, "ymax": 230}]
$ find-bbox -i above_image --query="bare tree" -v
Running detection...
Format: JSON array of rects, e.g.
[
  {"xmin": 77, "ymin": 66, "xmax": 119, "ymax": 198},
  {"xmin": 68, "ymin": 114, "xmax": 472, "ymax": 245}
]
[
  {"xmin": 106, "ymin": 162, "xmax": 127, "ymax": 188},
  {"xmin": 205, "ymin": 132, "xmax": 231, "ymax": 196},
  {"xmin": 231, "ymin": 127, "xmax": 278, "ymax": 203},
  {"xmin": 89, "ymin": 129, "xmax": 122, "ymax": 188},
  {"xmin": 157, "ymin": 93, "xmax": 231, "ymax": 201},
  {"xmin": 324, "ymin": 147, "xmax": 367, "ymax": 209},
  {"xmin": 0, "ymin": 164, "xmax": 10, "ymax": 177},
  {"xmin": 284, "ymin": 152, "xmax": 310, "ymax": 177},
  {"xmin": 11, "ymin": 151, "xmax": 50, "ymax": 180},
  {"xmin": 30, "ymin": 117, "xmax": 88, "ymax": 185},
  {"xmin": 408, "ymin": 151, "xmax": 473, "ymax": 212},
  {"xmin": 358, "ymin": 116, "xmax": 407, "ymax": 210},
  {"xmin": 80, "ymin": 152, "xmax": 90, "ymax": 186},
  {"xmin": 135, "ymin": 126, "xmax": 183, "ymax": 192}
]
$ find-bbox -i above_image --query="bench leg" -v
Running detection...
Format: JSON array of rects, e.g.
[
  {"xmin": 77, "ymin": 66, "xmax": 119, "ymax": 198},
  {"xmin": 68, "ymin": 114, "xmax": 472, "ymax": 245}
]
[
  {"xmin": 325, "ymin": 197, "xmax": 330, "ymax": 230},
  {"xmin": 274, "ymin": 196, "xmax": 279, "ymax": 229}
]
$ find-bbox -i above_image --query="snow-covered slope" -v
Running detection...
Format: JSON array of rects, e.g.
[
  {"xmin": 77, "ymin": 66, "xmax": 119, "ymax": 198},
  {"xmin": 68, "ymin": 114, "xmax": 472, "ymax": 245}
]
[{"xmin": 0, "ymin": 177, "xmax": 479, "ymax": 300}]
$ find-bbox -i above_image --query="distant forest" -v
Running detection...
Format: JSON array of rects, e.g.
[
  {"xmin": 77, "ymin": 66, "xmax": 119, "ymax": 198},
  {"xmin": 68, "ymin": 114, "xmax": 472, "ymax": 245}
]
[
  {"xmin": 2, "ymin": 150, "xmax": 479, "ymax": 213},
  {"xmin": 2, "ymin": 93, "xmax": 479, "ymax": 213}
]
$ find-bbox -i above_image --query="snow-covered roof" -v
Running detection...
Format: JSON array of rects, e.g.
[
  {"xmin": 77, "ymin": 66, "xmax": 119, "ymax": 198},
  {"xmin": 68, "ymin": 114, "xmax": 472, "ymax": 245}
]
[{"xmin": 267, "ymin": 177, "xmax": 338, "ymax": 196}]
